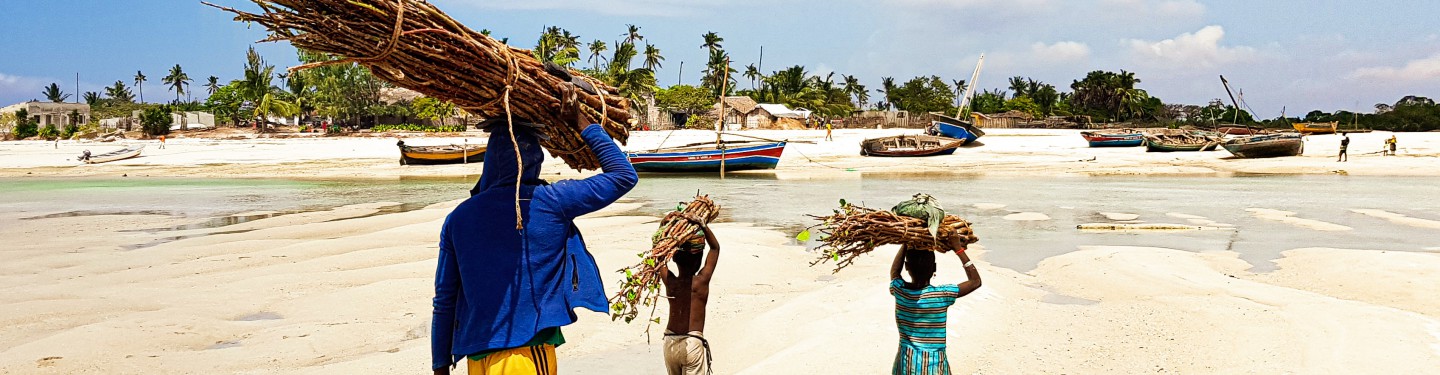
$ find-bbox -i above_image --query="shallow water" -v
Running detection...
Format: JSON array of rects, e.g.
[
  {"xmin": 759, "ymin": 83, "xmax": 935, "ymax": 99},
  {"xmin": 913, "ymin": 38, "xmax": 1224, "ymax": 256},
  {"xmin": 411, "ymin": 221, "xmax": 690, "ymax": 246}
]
[
  {"xmin": 4, "ymin": 174, "xmax": 1437, "ymax": 272},
  {"xmin": 626, "ymin": 173, "xmax": 1440, "ymax": 271}
]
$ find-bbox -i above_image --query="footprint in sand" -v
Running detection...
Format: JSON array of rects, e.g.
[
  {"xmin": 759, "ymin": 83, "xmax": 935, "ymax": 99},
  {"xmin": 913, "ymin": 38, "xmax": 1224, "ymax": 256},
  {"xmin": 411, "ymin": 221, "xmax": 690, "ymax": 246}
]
[
  {"xmin": 1246, "ymin": 208, "xmax": 1352, "ymax": 231},
  {"xmin": 1100, "ymin": 212, "xmax": 1140, "ymax": 221},
  {"xmin": 1005, "ymin": 212, "xmax": 1051, "ymax": 221},
  {"xmin": 36, "ymin": 356, "xmax": 62, "ymax": 367},
  {"xmin": 1351, "ymin": 209, "xmax": 1440, "ymax": 230}
]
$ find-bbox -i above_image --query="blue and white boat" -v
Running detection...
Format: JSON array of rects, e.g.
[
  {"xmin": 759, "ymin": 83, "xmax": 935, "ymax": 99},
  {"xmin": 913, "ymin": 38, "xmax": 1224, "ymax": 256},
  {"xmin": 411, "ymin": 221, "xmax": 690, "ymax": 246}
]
[{"xmin": 927, "ymin": 113, "xmax": 986, "ymax": 145}]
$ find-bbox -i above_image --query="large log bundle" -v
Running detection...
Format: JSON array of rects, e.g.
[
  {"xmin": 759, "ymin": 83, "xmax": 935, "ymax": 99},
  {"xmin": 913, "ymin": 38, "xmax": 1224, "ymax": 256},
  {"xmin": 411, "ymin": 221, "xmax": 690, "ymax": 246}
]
[
  {"xmin": 609, "ymin": 196, "xmax": 719, "ymax": 324},
  {"xmin": 207, "ymin": 0, "xmax": 630, "ymax": 170},
  {"xmin": 806, "ymin": 204, "xmax": 979, "ymax": 272}
]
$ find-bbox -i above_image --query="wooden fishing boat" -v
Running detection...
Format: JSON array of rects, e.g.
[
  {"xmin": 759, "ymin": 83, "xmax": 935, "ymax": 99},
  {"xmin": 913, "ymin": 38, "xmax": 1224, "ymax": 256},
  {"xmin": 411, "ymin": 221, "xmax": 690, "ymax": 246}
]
[
  {"xmin": 397, "ymin": 141, "xmax": 486, "ymax": 165},
  {"xmin": 1221, "ymin": 133, "xmax": 1304, "ymax": 158},
  {"xmin": 1293, "ymin": 121, "xmax": 1338, "ymax": 134},
  {"xmin": 1216, "ymin": 126, "xmax": 1260, "ymax": 135},
  {"xmin": 1144, "ymin": 132, "xmax": 1222, "ymax": 152},
  {"xmin": 627, "ymin": 141, "xmax": 786, "ymax": 172},
  {"xmin": 860, "ymin": 135, "xmax": 962, "ymax": 157},
  {"xmin": 926, "ymin": 114, "xmax": 986, "ymax": 145},
  {"xmin": 80, "ymin": 144, "xmax": 144, "ymax": 164},
  {"xmin": 1081, "ymin": 130, "xmax": 1145, "ymax": 147}
]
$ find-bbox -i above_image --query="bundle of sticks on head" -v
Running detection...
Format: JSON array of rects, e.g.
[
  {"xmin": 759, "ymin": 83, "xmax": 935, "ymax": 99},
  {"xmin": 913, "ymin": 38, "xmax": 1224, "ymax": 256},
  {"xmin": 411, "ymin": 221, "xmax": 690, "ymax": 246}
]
[
  {"xmin": 805, "ymin": 201, "xmax": 978, "ymax": 272},
  {"xmin": 207, "ymin": 0, "xmax": 631, "ymax": 170},
  {"xmin": 609, "ymin": 196, "xmax": 719, "ymax": 324}
]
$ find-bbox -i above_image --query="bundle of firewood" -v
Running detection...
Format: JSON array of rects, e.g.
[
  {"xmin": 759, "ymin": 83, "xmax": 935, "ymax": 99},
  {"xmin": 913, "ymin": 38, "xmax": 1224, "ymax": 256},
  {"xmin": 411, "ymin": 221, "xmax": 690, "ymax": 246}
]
[
  {"xmin": 805, "ymin": 203, "xmax": 978, "ymax": 272},
  {"xmin": 609, "ymin": 196, "xmax": 719, "ymax": 324},
  {"xmin": 207, "ymin": 0, "xmax": 630, "ymax": 170}
]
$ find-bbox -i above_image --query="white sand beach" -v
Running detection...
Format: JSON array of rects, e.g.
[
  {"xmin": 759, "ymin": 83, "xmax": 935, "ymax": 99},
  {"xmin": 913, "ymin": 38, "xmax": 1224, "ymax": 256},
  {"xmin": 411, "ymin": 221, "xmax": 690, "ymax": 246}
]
[
  {"xmin": 2, "ymin": 129, "xmax": 1439, "ymax": 179},
  {"xmin": 3, "ymin": 128, "xmax": 1439, "ymax": 374}
]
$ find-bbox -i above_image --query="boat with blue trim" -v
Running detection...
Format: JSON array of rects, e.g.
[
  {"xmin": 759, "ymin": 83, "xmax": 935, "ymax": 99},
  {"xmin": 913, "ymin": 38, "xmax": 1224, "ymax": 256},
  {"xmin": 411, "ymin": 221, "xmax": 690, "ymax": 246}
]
[
  {"xmin": 1081, "ymin": 130, "xmax": 1146, "ymax": 147},
  {"xmin": 626, "ymin": 141, "xmax": 787, "ymax": 173}
]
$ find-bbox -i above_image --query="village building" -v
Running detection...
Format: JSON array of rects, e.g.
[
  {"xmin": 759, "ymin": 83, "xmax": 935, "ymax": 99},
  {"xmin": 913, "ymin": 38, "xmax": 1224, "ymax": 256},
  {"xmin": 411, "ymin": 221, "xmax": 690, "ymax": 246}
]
[
  {"xmin": 1, "ymin": 101, "xmax": 91, "ymax": 128},
  {"xmin": 715, "ymin": 96, "xmax": 813, "ymax": 130}
]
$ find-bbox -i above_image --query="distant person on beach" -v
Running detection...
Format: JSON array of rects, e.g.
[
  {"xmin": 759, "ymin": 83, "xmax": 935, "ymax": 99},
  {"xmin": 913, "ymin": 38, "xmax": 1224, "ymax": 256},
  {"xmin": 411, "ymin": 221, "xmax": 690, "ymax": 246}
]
[
  {"xmin": 889, "ymin": 237, "xmax": 982, "ymax": 375},
  {"xmin": 1386, "ymin": 135, "xmax": 1397, "ymax": 156},
  {"xmin": 825, "ymin": 121, "xmax": 834, "ymax": 141},
  {"xmin": 1338, "ymin": 133, "xmax": 1350, "ymax": 162},
  {"xmin": 158, "ymin": 135, "xmax": 166, "ymax": 149},
  {"xmin": 658, "ymin": 215, "xmax": 720, "ymax": 375},
  {"xmin": 430, "ymin": 107, "xmax": 639, "ymax": 374}
]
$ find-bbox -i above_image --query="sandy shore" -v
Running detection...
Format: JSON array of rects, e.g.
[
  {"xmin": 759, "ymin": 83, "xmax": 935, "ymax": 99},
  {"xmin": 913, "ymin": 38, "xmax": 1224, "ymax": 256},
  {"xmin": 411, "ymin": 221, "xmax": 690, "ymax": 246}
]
[
  {"xmin": 2, "ymin": 129, "xmax": 1438, "ymax": 178},
  {"xmin": 3, "ymin": 194, "xmax": 1438, "ymax": 374}
]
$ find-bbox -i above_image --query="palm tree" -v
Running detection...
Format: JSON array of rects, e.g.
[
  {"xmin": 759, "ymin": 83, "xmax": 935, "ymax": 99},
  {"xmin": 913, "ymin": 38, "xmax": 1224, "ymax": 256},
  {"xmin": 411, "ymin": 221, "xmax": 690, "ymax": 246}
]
[
  {"xmin": 842, "ymin": 75, "xmax": 863, "ymax": 108},
  {"xmin": 587, "ymin": 40, "xmax": 608, "ymax": 71},
  {"xmin": 743, "ymin": 64, "xmax": 761, "ymax": 90},
  {"xmin": 162, "ymin": 64, "xmax": 192, "ymax": 103},
  {"xmin": 42, "ymin": 83, "xmax": 71, "ymax": 103},
  {"xmin": 134, "ymin": 70, "xmax": 147, "ymax": 103},
  {"xmin": 241, "ymin": 47, "xmax": 297, "ymax": 132},
  {"xmin": 622, "ymin": 24, "xmax": 643, "ymax": 44},
  {"xmin": 206, "ymin": 76, "xmax": 221, "ymax": 96},
  {"xmin": 878, "ymin": 76, "xmax": 896, "ymax": 109},
  {"xmin": 642, "ymin": 44, "xmax": 664, "ymax": 71},
  {"xmin": 82, "ymin": 92, "xmax": 102, "ymax": 106},
  {"xmin": 701, "ymin": 31, "xmax": 724, "ymax": 52},
  {"xmin": 105, "ymin": 81, "xmax": 135, "ymax": 103}
]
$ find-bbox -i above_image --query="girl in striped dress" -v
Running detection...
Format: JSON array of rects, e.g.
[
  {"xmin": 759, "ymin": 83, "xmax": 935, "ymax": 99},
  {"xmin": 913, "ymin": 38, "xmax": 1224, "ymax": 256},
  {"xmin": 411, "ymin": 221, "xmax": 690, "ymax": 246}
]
[{"xmin": 889, "ymin": 236, "xmax": 983, "ymax": 375}]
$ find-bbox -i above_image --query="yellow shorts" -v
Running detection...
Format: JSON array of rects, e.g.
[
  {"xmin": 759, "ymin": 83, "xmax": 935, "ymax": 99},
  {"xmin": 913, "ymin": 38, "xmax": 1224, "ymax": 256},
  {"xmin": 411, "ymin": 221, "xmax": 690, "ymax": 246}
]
[{"xmin": 467, "ymin": 344, "xmax": 557, "ymax": 375}]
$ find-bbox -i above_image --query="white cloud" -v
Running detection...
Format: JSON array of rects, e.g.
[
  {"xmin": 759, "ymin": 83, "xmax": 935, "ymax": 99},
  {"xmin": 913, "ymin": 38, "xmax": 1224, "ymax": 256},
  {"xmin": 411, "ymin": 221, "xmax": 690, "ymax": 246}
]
[
  {"xmin": 1031, "ymin": 41, "xmax": 1090, "ymax": 62},
  {"xmin": 1124, "ymin": 25, "xmax": 1257, "ymax": 68},
  {"xmin": 1348, "ymin": 53, "xmax": 1440, "ymax": 81},
  {"xmin": 0, "ymin": 73, "xmax": 53, "ymax": 104}
]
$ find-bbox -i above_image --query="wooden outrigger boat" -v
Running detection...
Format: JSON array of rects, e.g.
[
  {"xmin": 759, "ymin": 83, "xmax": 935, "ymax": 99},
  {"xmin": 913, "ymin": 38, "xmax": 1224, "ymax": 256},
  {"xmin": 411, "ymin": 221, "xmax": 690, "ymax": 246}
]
[
  {"xmin": 79, "ymin": 144, "xmax": 144, "ymax": 164},
  {"xmin": 397, "ymin": 141, "xmax": 486, "ymax": 165},
  {"xmin": 1081, "ymin": 130, "xmax": 1145, "ymax": 147},
  {"xmin": 1293, "ymin": 121, "xmax": 1338, "ymax": 134},
  {"xmin": 1221, "ymin": 133, "xmax": 1304, "ymax": 158},
  {"xmin": 861, "ymin": 134, "xmax": 962, "ymax": 157},
  {"xmin": 1144, "ymin": 132, "xmax": 1222, "ymax": 152},
  {"xmin": 627, "ymin": 141, "xmax": 787, "ymax": 173},
  {"xmin": 1216, "ymin": 125, "xmax": 1261, "ymax": 135}
]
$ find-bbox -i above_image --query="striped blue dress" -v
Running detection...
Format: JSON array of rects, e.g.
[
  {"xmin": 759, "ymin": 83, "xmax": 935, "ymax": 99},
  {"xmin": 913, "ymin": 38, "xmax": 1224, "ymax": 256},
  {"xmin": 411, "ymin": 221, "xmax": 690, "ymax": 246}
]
[{"xmin": 890, "ymin": 278, "xmax": 960, "ymax": 375}]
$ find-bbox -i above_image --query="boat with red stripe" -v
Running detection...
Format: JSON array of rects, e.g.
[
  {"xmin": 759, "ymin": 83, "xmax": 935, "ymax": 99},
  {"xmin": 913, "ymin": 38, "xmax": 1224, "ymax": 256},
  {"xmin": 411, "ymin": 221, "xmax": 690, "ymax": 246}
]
[{"xmin": 626, "ymin": 141, "xmax": 787, "ymax": 173}]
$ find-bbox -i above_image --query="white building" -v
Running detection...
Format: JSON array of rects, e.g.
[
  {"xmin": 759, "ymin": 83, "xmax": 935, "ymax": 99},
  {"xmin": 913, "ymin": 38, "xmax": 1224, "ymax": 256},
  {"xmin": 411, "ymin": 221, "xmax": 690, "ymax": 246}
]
[{"xmin": 1, "ymin": 101, "xmax": 92, "ymax": 128}]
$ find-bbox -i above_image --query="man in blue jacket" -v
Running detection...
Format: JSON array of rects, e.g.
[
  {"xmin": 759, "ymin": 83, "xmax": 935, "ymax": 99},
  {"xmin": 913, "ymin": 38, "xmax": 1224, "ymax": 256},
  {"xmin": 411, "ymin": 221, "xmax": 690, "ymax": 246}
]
[{"xmin": 432, "ymin": 113, "xmax": 638, "ymax": 374}]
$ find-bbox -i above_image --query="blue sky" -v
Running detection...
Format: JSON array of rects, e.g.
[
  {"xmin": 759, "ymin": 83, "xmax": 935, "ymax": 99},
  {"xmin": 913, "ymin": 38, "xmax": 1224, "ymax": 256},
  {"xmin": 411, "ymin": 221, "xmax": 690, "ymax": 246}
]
[{"xmin": 3, "ymin": 0, "xmax": 1438, "ymax": 117}]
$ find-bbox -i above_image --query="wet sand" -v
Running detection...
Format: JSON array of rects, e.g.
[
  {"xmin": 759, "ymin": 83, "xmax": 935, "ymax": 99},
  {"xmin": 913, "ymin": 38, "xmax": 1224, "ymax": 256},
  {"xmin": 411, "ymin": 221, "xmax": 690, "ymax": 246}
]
[
  {"xmin": 3, "ymin": 192, "xmax": 1439, "ymax": 374},
  {"xmin": 3, "ymin": 129, "xmax": 1439, "ymax": 373}
]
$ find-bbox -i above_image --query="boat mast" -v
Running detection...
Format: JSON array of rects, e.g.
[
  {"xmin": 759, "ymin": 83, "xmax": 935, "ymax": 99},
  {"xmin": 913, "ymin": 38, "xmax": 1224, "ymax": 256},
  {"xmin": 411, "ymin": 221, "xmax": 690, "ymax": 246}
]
[
  {"xmin": 717, "ymin": 56, "xmax": 730, "ymax": 179},
  {"xmin": 957, "ymin": 54, "xmax": 985, "ymax": 117},
  {"xmin": 1219, "ymin": 75, "xmax": 1243, "ymax": 125}
]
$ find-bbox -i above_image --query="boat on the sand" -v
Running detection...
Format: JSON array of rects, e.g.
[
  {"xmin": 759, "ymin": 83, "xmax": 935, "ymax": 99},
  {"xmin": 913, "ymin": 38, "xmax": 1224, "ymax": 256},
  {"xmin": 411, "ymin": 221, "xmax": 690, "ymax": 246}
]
[
  {"xmin": 1081, "ymin": 130, "xmax": 1145, "ymax": 147},
  {"xmin": 397, "ymin": 141, "xmax": 486, "ymax": 165},
  {"xmin": 79, "ymin": 144, "xmax": 144, "ymax": 164},
  {"xmin": 1221, "ymin": 133, "xmax": 1304, "ymax": 158},
  {"xmin": 926, "ymin": 114, "xmax": 986, "ymax": 145},
  {"xmin": 1293, "ymin": 121, "xmax": 1339, "ymax": 134},
  {"xmin": 627, "ymin": 141, "xmax": 786, "ymax": 173},
  {"xmin": 1144, "ymin": 132, "xmax": 1222, "ymax": 152},
  {"xmin": 860, "ymin": 134, "xmax": 963, "ymax": 157}
]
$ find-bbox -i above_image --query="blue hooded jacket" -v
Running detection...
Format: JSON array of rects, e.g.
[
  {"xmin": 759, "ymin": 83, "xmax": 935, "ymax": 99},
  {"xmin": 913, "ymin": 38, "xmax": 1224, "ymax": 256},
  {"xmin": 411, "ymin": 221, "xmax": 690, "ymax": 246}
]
[{"xmin": 431, "ymin": 124, "xmax": 638, "ymax": 369}]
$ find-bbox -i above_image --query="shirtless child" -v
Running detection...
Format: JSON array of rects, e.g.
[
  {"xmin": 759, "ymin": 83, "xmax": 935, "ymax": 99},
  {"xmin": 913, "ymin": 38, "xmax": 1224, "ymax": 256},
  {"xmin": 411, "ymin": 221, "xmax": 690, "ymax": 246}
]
[{"xmin": 659, "ymin": 214, "xmax": 720, "ymax": 375}]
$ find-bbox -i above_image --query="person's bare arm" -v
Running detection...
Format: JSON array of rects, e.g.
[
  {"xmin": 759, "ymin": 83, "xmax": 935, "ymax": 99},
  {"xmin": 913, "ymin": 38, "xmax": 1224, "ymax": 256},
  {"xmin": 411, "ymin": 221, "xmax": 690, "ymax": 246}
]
[
  {"xmin": 952, "ymin": 236, "xmax": 982, "ymax": 297},
  {"xmin": 890, "ymin": 246, "xmax": 907, "ymax": 281},
  {"xmin": 676, "ymin": 213, "xmax": 720, "ymax": 282}
]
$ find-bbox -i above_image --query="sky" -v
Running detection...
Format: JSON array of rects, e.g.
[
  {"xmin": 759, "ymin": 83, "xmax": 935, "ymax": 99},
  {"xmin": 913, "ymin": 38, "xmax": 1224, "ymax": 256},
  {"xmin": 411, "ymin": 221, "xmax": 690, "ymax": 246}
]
[{"xmin": 3, "ymin": 0, "xmax": 1439, "ymax": 118}]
